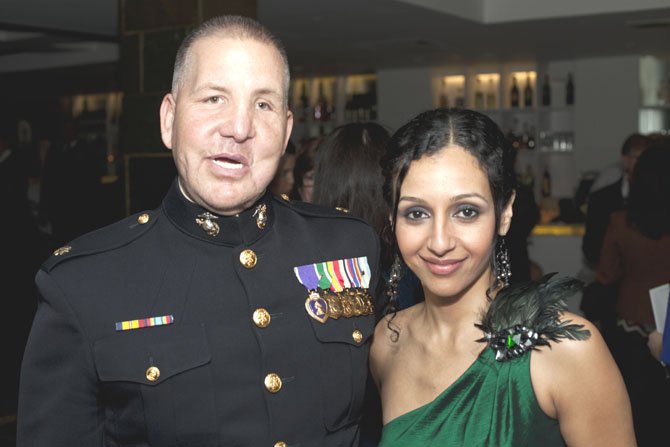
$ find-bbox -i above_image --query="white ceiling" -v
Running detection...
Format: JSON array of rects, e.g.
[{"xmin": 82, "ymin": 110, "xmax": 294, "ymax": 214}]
[{"xmin": 1, "ymin": 0, "xmax": 670, "ymax": 76}]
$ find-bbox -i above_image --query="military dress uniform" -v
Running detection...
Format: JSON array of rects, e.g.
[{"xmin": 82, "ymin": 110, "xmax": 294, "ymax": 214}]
[{"xmin": 17, "ymin": 179, "xmax": 380, "ymax": 447}]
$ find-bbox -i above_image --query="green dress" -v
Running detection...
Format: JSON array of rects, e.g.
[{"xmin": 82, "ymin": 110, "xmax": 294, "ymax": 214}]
[
  {"xmin": 378, "ymin": 348, "xmax": 564, "ymax": 446},
  {"xmin": 378, "ymin": 274, "xmax": 590, "ymax": 447}
]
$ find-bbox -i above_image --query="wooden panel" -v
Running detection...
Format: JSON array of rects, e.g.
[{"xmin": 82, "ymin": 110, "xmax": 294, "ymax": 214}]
[
  {"xmin": 143, "ymin": 29, "xmax": 188, "ymax": 94},
  {"xmin": 122, "ymin": 0, "xmax": 198, "ymax": 33},
  {"xmin": 202, "ymin": 0, "xmax": 257, "ymax": 19}
]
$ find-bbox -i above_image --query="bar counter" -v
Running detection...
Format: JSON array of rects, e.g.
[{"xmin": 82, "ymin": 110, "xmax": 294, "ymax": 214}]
[{"xmin": 528, "ymin": 223, "xmax": 586, "ymax": 314}]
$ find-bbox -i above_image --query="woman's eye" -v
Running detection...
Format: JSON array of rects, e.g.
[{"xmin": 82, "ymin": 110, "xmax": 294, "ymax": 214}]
[
  {"xmin": 403, "ymin": 208, "xmax": 429, "ymax": 220},
  {"xmin": 455, "ymin": 206, "xmax": 479, "ymax": 219}
]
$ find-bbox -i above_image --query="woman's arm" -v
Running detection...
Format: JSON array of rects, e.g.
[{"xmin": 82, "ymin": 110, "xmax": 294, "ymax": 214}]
[{"xmin": 532, "ymin": 313, "xmax": 636, "ymax": 447}]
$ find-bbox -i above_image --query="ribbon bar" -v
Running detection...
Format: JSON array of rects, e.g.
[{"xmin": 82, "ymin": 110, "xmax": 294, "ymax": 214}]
[{"xmin": 115, "ymin": 314, "xmax": 174, "ymax": 331}]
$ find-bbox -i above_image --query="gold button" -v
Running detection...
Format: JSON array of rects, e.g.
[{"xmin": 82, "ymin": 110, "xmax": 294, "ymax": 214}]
[
  {"xmin": 280, "ymin": 194, "xmax": 290, "ymax": 201},
  {"xmin": 335, "ymin": 206, "xmax": 350, "ymax": 213},
  {"xmin": 274, "ymin": 442, "xmax": 287, "ymax": 447},
  {"xmin": 145, "ymin": 366, "xmax": 160, "ymax": 382},
  {"xmin": 138, "ymin": 213, "xmax": 150, "ymax": 224},
  {"xmin": 352, "ymin": 329, "xmax": 363, "ymax": 344},
  {"xmin": 239, "ymin": 249, "xmax": 257, "ymax": 269},
  {"xmin": 264, "ymin": 373, "xmax": 282, "ymax": 393},
  {"xmin": 53, "ymin": 245, "xmax": 72, "ymax": 256},
  {"xmin": 252, "ymin": 308, "xmax": 271, "ymax": 328}
]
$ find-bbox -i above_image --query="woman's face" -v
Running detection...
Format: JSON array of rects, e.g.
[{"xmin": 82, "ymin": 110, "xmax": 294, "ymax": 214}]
[
  {"xmin": 270, "ymin": 153, "xmax": 296, "ymax": 196},
  {"xmin": 395, "ymin": 145, "xmax": 513, "ymax": 300}
]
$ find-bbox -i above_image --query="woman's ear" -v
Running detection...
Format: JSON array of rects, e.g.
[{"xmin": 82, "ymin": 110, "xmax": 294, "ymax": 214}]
[{"xmin": 498, "ymin": 191, "xmax": 516, "ymax": 236}]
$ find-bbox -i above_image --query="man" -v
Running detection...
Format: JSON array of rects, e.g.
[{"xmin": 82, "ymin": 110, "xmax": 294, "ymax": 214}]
[
  {"xmin": 17, "ymin": 15, "xmax": 380, "ymax": 447},
  {"xmin": 582, "ymin": 133, "xmax": 651, "ymax": 269}
]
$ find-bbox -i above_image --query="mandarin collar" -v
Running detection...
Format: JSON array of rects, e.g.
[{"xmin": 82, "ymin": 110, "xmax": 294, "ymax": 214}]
[{"xmin": 162, "ymin": 178, "xmax": 274, "ymax": 246}]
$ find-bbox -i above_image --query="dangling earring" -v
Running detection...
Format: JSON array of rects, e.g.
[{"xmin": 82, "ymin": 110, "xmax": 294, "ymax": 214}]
[
  {"xmin": 495, "ymin": 237, "xmax": 512, "ymax": 288},
  {"xmin": 385, "ymin": 255, "xmax": 403, "ymax": 312}
]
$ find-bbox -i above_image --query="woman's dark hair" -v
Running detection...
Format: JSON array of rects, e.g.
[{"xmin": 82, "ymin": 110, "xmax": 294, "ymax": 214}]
[
  {"xmin": 627, "ymin": 140, "xmax": 670, "ymax": 239},
  {"xmin": 382, "ymin": 108, "xmax": 516, "ymax": 316},
  {"xmin": 312, "ymin": 122, "xmax": 393, "ymax": 269},
  {"xmin": 290, "ymin": 137, "xmax": 320, "ymax": 201}
]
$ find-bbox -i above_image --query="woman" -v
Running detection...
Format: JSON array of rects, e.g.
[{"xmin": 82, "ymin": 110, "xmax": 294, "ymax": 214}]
[
  {"xmin": 370, "ymin": 108, "xmax": 634, "ymax": 446},
  {"xmin": 269, "ymin": 140, "xmax": 296, "ymax": 197},
  {"xmin": 312, "ymin": 123, "xmax": 391, "ymax": 241},
  {"xmin": 290, "ymin": 136, "xmax": 320, "ymax": 202},
  {"xmin": 596, "ymin": 142, "xmax": 670, "ymax": 446}
]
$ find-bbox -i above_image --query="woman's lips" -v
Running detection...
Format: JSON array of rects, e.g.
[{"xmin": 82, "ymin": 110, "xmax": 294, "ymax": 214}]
[{"xmin": 422, "ymin": 257, "xmax": 464, "ymax": 276}]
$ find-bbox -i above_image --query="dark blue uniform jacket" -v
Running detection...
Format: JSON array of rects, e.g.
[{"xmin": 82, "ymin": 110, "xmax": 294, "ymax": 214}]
[{"xmin": 17, "ymin": 179, "xmax": 381, "ymax": 447}]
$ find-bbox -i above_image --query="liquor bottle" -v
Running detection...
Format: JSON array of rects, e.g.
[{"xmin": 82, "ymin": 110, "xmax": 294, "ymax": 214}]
[
  {"xmin": 510, "ymin": 76, "xmax": 520, "ymax": 108},
  {"xmin": 541, "ymin": 74, "xmax": 551, "ymax": 106},
  {"xmin": 299, "ymin": 82, "xmax": 310, "ymax": 122},
  {"xmin": 507, "ymin": 129, "xmax": 520, "ymax": 150},
  {"xmin": 527, "ymin": 126, "xmax": 536, "ymax": 149},
  {"xmin": 313, "ymin": 81, "xmax": 329, "ymax": 122},
  {"xmin": 485, "ymin": 78, "xmax": 496, "ymax": 109},
  {"xmin": 566, "ymin": 73, "xmax": 575, "ymax": 105},
  {"xmin": 438, "ymin": 78, "xmax": 448, "ymax": 108},
  {"xmin": 522, "ymin": 165, "xmax": 535, "ymax": 190},
  {"xmin": 541, "ymin": 167, "xmax": 551, "ymax": 197},
  {"xmin": 367, "ymin": 78, "xmax": 378, "ymax": 120},
  {"xmin": 344, "ymin": 93, "xmax": 354, "ymax": 121},
  {"xmin": 523, "ymin": 75, "xmax": 533, "ymax": 107},
  {"xmin": 439, "ymin": 91, "xmax": 449, "ymax": 108},
  {"xmin": 474, "ymin": 78, "xmax": 484, "ymax": 109},
  {"xmin": 520, "ymin": 123, "xmax": 530, "ymax": 149},
  {"xmin": 455, "ymin": 86, "xmax": 465, "ymax": 108}
]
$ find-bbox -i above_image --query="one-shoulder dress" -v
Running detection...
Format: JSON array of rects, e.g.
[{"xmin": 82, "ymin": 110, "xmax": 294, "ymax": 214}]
[{"xmin": 378, "ymin": 274, "xmax": 590, "ymax": 447}]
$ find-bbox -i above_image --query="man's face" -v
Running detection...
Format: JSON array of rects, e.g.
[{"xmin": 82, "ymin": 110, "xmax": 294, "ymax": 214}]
[{"xmin": 160, "ymin": 35, "xmax": 293, "ymax": 215}]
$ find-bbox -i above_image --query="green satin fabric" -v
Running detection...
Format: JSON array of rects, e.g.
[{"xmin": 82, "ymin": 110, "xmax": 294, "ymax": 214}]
[{"xmin": 378, "ymin": 348, "xmax": 565, "ymax": 446}]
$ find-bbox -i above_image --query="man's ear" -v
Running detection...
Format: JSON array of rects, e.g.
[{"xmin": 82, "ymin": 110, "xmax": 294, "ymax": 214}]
[
  {"xmin": 282, "ymin": 109, "xmax": 294, "ymax": 154},
  {"xmin": 498, "ymin": 191, "xmax": 516, "ymax": 236},
  {"xmin": 159, "ymin": 93, "xmax": 176, "ymax": 150}
]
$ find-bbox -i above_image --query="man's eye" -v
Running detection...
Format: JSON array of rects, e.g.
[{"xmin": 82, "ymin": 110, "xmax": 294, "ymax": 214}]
[
  {"xmin": 207, "ymin": 96, "xmax": 223, "ymax": 104},
  {"xmin": 257, "ymin": 101, "xmax": 271, "ymax": 110}
]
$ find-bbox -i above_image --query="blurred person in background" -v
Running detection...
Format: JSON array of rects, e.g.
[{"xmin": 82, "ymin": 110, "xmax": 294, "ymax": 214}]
[
  {"xmin": 582, "ymin": 133, "xmax": 651, "ymax": 272},
  {"xmin": 580, "ymin": 132, "xmax": 652, "ymax": 331},
  {"xmin": 310, "ymin": 122, "xmax": 423, "ymax": 447},
  {"xmin": 290, "ymin": 136, "xmax": 320, "ymax": 202},
  {"xmin": 269, "ymin": 139, "xmax": 296, "ymax": 197},
  {"xmin": 595, "ymin": 140, "xmax": 670, "ymax": 447},
  {"xmin": 0, "ymin": 118, "xmax": 39, "ymax": 424}
]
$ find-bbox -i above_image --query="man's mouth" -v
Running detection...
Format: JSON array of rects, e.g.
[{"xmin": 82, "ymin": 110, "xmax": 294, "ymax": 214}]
[{"xmin": 213, "ymin": 157, "xmax": 244, "ymax": 169}]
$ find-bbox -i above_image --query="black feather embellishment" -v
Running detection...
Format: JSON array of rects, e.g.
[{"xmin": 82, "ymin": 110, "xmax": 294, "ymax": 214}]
[{"xmin": 475, "ymin": 273, "xmax": 591, "ymax": 361}]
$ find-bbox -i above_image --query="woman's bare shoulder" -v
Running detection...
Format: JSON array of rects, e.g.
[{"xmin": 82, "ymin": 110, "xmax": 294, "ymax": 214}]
[
  {"xmin": 532, "ymin": 312, "xmax": 635, "ymax": 444},
  {"xmin": 370, "ymin": 304, "xmax": 420, "ymax": 380}
]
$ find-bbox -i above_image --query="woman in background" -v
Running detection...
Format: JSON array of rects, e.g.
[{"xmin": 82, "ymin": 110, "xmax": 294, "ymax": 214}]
[
  {"xmin": 290, "ymin": 136, "xmax": 320, "ymax": 202},
  {"xmin": 596, "ymin": 141, "xmax": 670, "ymax": 447},
  {"xmin": 309, "ymin": 122, "xmax": 422, "ymax": 447},
  {"xmin": 269, "ymin": 139, "xmax": 296, "ymax": 197}
]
